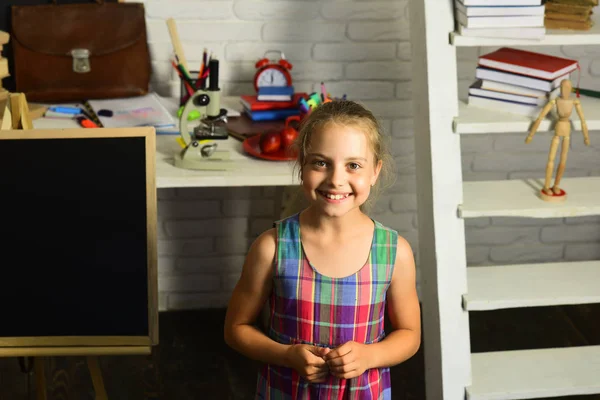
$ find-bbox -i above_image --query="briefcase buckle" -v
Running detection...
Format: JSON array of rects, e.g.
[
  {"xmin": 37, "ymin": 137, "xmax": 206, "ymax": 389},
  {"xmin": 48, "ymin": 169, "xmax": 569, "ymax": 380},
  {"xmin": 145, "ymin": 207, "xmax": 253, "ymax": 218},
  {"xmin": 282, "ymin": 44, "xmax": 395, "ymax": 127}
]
[{"xmin": 70, "ymin": 49, "xmax": 91, "ymax": 73}]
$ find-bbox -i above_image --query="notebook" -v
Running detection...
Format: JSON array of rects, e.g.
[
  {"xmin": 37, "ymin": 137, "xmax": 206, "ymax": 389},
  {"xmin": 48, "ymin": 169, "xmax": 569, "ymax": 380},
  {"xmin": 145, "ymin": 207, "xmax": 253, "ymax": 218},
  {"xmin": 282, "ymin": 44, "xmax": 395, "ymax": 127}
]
[
  {"xmin": 86, "ymin": 92, "xmax": 176, "ymax": 129},
  {"xmin": 478, "ymin": 47, "xmax": 578, "ymax": 81}
]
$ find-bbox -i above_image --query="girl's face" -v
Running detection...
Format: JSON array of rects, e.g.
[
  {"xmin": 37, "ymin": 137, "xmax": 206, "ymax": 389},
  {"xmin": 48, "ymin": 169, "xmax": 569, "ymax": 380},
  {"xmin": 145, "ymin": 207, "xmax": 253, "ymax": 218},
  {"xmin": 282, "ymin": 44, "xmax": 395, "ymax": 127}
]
[{"xmin": 301, "ymin": 122, "xmax": 382, "ymax": 218}]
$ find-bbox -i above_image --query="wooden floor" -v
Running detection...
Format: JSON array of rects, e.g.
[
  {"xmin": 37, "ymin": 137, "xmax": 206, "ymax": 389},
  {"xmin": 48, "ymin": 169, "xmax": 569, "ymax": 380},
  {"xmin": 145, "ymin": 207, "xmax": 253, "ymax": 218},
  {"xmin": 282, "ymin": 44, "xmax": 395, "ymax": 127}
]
[{"xmin": 0, "ymin": 304, "xmax": 598, "ymax": 399}]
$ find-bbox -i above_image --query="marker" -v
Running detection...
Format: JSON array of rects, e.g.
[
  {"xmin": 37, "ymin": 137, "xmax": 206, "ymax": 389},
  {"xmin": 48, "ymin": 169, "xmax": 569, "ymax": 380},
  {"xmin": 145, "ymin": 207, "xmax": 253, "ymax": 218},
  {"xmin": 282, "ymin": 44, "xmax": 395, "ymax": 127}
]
[
  {"xmin": 76, "ymin": 116, "xmax": 99, "ymax": 128},
  {"xmin": 49, "ymin": 106, "xmax": 81, "ymax": 114}
]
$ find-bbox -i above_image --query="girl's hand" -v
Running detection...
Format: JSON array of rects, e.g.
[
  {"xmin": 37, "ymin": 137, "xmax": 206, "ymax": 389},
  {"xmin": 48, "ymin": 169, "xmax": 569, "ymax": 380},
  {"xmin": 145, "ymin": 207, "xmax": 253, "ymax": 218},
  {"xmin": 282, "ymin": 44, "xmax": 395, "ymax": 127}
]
[
  {"xmin": 285, "ymin": 344, "xmax": 331, "ymax": 383},
  {"xmin": 324, "ymin": 341, "xmax": 371, "ymax": 379}
]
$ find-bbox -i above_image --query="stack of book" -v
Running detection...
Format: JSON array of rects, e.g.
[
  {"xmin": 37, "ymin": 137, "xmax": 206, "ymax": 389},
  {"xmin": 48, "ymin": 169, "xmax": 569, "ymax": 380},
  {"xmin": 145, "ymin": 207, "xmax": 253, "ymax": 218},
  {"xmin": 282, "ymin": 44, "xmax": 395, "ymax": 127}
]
[
  {"xmin": 240, "ymin": 92, "xmax": 306, "ymax": 122},
  {"xmin": 544, "ymin": 0, "xmax": 597, "ymax": 31},
  {"xmin": 456, "ymin": 0, "xmax": 546, "ymax": 40},
  {"xmin": 0, "ymin": 31, "xmax": 9, "ymax": 99},
  {"xmin": 467, "ymin": 47, "xmax": 579, "ymax": 117}
]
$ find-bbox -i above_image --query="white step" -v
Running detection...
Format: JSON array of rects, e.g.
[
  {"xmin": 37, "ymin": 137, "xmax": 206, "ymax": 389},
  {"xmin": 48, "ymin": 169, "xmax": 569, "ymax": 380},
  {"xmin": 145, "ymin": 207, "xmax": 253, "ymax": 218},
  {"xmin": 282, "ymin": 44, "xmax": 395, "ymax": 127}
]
[
  {"xmin": 454, "ymin": 96, "xmax": 600, "ymax": 134},
  {"xmin": 452, "ymin": 13, "xmax": 600, "ymax": 47},
  {"xmin": 467, "ymin": 346, "xmax": 600, "ymax": 400},
  {"xmin": 460, "ymin": 177, "xmax": 600, "ymax": 218},
  {"xmin": 464, "ymin": 261, "xmax": 600, "ymax": 311}
]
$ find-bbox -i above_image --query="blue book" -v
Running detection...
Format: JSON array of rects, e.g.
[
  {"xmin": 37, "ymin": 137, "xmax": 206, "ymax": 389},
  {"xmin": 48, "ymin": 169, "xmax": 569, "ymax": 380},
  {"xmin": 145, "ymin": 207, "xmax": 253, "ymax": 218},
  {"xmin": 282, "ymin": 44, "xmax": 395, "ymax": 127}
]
[
  {"xmin": 257, "ymin": 86, "xmax": 294, "ymax": 96},
  {"xmin": 244, "ymin": 107, "xmax": 300, "ymax": 122}
]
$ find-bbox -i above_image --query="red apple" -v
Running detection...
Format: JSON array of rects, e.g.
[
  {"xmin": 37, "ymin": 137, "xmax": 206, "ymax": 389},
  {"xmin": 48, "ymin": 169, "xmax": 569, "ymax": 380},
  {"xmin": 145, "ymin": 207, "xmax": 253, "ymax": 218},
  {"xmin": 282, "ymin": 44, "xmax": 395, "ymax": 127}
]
[
  {"xmin": 259, "ymin": 131, "xmax": 281, "ymax": 154},
  {"xmin": 280, "ymin": 126, "xmax": 298, "ymax": 150}
]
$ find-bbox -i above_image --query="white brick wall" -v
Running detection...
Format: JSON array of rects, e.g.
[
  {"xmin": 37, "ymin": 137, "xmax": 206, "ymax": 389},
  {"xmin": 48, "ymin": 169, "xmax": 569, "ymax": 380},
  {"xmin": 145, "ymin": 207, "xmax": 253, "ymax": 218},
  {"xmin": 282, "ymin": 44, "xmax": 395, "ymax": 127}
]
[{"xmin": 143, "ymin": 1, "xmax": 600, "ymax": 310}]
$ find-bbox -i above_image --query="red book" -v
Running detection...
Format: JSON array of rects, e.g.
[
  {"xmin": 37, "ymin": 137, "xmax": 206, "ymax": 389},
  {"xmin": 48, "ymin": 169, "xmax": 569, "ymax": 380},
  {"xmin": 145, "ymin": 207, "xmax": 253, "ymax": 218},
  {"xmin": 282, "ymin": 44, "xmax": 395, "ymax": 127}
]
[
  {"xmin": 478, "ymin": 47, "xmax": 578, "ymax": 80},
  {"xmin": 240, "ymin": 92, "xmax": 307, "ymax": 111}
]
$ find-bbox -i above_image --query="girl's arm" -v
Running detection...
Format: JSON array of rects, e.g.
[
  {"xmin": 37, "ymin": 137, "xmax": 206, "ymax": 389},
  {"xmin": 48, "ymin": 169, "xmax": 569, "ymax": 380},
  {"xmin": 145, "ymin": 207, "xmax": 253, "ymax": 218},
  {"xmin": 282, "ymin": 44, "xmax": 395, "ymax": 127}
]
[
  {"xmin": 368, "ymin": 235, "xmax": 421, "ymax": 367},
  {"xmin": 224, "ymin": 228, "xmax": 330, "ymax": 382},
  {"xmin": 325, "ymin": 236, "xmax": 421, "ymax": 377},
  {"xmin": 224, "ymin": 228, "xmax": 289, "ymax": 365}
]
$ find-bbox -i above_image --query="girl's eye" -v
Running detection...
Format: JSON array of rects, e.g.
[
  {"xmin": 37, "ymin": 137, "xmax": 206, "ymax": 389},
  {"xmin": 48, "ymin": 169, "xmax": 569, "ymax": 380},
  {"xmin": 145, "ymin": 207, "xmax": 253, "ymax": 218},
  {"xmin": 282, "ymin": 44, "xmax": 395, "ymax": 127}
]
[
  {"xmin": 314, "ymin": 160, "xmax": 327, "ymax": 167},
  {"xmin": 348, "ymin": 162, "xmax": 361, "ymax": 170}
]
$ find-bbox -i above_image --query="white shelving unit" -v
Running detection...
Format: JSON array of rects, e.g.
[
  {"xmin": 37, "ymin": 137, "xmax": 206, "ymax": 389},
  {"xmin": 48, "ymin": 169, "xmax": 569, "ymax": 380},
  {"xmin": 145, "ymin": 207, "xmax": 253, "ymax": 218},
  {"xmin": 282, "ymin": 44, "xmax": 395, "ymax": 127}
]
[{"xmin": 409, "ymin": 1, "xmax": 600, "ymax": 399}]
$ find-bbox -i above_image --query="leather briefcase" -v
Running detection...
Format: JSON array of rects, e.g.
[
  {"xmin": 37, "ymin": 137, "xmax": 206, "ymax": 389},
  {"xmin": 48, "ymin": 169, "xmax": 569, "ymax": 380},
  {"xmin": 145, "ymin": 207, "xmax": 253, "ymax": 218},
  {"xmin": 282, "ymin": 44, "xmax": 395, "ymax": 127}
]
[{"xmin": 11, "ymin": 0, "xmax": 151, "ymax": 102}]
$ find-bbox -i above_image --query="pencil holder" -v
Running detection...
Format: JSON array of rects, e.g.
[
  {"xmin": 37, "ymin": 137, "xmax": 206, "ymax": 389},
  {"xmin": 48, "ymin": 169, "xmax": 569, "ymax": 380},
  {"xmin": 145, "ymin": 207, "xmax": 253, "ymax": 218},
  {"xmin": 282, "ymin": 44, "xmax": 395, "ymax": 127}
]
[{"xmin": 179, "ymin": 70, "xmax": 201, "ymax": 106}]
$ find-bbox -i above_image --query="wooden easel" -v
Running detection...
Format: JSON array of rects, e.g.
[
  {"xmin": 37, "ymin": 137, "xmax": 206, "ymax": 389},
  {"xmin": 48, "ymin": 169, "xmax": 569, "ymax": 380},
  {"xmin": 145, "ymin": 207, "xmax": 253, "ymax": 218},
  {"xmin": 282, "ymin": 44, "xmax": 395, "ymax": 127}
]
[
  {"xmin": 0, "ymin": 93, "xmax": 109, "ymax": 400},
  {"xmin": 0, "ymin": 92, "xmax": 33, "ymax": 130}
]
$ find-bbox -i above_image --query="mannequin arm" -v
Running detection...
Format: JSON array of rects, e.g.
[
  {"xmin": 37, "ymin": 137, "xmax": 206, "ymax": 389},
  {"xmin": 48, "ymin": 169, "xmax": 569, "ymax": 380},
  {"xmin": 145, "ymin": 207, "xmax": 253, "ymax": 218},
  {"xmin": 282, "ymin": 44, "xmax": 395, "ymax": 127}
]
[
  {"xmin": 526, "ymin": 99, "xmax": 555, "ymax": 143},
  {"xmin": 574, "ymin": 100, "xmax": 590, "ymax": 145}
]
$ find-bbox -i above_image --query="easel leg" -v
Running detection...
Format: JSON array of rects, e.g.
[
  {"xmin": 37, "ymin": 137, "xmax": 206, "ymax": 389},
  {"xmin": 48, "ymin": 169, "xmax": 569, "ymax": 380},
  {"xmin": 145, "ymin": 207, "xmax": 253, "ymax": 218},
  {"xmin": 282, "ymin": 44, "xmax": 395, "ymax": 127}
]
[
  {"xmin": 86, "ymin": 356, "xmax": 108, "ymax": 400},
  {"xmin": 34, "ymin": 357, "xmax": 47, "ymax": 400}
]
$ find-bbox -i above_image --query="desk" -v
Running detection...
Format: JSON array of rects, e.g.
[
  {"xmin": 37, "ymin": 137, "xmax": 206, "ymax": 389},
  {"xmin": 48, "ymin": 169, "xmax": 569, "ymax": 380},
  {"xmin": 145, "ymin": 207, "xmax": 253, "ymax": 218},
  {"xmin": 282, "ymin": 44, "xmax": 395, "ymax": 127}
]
[{"xmin": 32, "ymin": 103, "xmax": 299, "ymax": 189}]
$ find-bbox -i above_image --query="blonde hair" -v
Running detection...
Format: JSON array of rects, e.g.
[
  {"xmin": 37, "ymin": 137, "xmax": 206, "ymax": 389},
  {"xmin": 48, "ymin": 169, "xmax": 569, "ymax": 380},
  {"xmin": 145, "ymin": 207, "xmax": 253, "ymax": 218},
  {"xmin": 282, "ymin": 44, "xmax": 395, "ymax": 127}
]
[{"xmin": 293, "ymin": 100, "xmax": 395, "ymax": 210}]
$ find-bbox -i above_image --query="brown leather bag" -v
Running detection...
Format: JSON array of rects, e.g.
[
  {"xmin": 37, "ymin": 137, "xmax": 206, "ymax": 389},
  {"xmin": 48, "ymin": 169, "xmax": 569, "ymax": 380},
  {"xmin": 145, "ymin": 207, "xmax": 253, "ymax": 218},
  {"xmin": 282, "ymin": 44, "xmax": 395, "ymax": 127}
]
[{"xmin": 11, "ymin": 0, "xmax": 151, "ymax": 102}]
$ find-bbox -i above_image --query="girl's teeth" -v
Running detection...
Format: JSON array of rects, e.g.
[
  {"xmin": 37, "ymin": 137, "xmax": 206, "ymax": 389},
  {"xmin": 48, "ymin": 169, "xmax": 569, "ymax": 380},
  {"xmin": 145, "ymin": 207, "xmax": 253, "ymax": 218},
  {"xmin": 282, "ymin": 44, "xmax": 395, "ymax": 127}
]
[{"xmin": 325, "ymin": 193, "xmax": 348, "ymax": 200}]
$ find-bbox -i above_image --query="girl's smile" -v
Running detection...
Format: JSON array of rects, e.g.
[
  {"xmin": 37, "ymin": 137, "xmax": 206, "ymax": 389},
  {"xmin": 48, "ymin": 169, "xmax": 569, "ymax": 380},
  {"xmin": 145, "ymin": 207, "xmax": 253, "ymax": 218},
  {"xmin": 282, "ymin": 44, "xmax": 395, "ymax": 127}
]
[{"xmin": 317, "ymin": 190, "xmax": 353, "ymax": 203}]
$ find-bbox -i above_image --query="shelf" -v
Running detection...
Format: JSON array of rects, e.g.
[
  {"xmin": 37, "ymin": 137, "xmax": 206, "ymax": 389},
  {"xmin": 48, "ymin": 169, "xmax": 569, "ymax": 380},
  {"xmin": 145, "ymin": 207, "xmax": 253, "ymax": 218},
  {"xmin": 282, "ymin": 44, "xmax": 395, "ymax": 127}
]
[
  {"xmin": 452, "ymin": 14, "xmax": 600, "ymax": 47},
  {"xmin": 459, "ymin": 177, "xmax": 600, "ymax": 218},
  {"xmin": 467, "ymin": 346, "xmax": 600, "ymax": 400},
  {"xmin": 454, "ymin": 96, "xmax": 600, "ymax": 134},
  {"xmin": 464, "ymin": 261, "xmax": 600, "ymax": 311}
]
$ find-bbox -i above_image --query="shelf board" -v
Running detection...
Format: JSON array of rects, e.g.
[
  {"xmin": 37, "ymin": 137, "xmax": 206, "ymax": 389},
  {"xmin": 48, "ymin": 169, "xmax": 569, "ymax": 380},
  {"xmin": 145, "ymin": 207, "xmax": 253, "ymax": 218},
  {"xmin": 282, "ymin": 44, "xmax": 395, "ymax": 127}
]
[
  {"xmin": 452, "ymin": 14, "xmax": 600, "ymax": 47},
  {"xmin": 459, "ymin": 177, "xmax": 600, "ymax": 218},
  {"xmin": 464, "ymin": 261, "xmax": 600, "ymax": 311},
  {"xmin": 454, "ymin": 96, "xmax": 600, "ymax": 134},
  {"xmin": 467, "ymin": 346, "xmax": 600, "ymax": 400}
]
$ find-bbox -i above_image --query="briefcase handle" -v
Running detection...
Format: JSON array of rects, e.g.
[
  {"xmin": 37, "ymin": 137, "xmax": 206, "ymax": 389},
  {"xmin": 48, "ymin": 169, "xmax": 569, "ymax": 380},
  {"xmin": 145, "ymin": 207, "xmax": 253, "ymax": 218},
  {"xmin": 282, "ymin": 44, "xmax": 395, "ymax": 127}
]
[{"xmin": 50, "ymin": 0, "xmax": 104, "ymax": 4}]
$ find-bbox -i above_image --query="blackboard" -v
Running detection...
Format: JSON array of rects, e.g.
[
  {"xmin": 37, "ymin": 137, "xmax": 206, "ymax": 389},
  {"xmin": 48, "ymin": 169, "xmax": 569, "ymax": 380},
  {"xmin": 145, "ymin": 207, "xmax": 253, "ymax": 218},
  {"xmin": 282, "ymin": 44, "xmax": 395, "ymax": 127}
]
[{"xmin": 0, "ymin": 127, "xmax": 157, "ymax": 352}]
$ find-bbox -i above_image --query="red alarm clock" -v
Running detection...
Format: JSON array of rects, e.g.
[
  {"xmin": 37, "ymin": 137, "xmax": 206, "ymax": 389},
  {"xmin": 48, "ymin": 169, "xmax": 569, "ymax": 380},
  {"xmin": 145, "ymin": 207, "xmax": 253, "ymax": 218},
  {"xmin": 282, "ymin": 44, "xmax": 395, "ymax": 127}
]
[{"xmin": 254, "ymin": 50, "xmax": 293, "ymax": 92}]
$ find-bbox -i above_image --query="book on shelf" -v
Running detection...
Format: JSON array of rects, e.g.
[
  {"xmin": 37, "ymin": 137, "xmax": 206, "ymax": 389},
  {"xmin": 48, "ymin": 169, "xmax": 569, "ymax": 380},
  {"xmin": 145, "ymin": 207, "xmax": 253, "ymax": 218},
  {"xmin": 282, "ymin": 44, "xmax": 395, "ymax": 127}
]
[
  {"xmin": 468, "ymin": 94, "xmax": 542, "ymax": 117},
  {"xmin": 456, "ymin": 12, "xmax": 544, "ymax": 28},
  {"xmin": 458, "ymin": 25, "xmax": 546, "ymax": 39},
  {"xmin": 544, "ymin": 0, "xmax": 596, "ymax": 30},
  {"xmin": 479, "ymin": 79, "xmax": 561, "ymax": 98},
  {"xmin": 469, "ymin": 80, "xmax": 559, "ymax": 106},
  {"xmin": 476, "ymin": 67, "xmax": 570, "ymax": 92},
  {"xmin": 257, "ymin": 85, "xmax": 294, "ymax": 101},
  {"xmin": 478, "ymin": 47, "xmax": 578, "ymax": 80},
  {"xmin": 455, "ymin": 2, "xmax": 544, "ymax": 16},
  {"xmin": 457, "ymin": 0, "xmax": 542, "ymax": 5},
  {"xmin": 240, "ymin": 92, "xmax": 307, "ymax": 111}
]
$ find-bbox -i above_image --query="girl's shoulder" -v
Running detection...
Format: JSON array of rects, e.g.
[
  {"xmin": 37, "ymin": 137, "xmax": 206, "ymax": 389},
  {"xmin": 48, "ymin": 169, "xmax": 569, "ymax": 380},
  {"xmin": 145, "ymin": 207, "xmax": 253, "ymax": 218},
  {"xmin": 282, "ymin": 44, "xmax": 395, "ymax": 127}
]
[{"xmin": 372, "ymin": 218, "xmax": 399, "ymax": 241}]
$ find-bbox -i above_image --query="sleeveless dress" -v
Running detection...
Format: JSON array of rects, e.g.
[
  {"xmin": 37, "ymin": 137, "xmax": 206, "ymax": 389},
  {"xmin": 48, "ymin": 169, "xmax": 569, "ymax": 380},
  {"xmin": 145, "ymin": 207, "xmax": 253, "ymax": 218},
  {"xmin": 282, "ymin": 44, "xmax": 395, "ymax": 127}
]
[{"xmin": 256, "ymin": 213, "xmax": 398, "ymax": 400}]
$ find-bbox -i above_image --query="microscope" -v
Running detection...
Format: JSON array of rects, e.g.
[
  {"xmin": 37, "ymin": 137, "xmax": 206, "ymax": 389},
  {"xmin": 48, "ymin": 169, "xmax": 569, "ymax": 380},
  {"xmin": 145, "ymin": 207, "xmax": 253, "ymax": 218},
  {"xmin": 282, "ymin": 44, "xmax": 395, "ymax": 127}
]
[{"xmin": 174, "ymin": 58, "xmax": 235, "ymax": 170}]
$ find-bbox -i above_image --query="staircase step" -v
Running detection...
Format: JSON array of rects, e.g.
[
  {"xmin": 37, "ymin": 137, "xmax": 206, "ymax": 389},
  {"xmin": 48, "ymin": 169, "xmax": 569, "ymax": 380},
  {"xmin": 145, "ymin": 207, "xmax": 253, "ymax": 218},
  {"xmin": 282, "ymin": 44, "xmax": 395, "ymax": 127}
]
[
  {"xmin": 464, "ymin": 261, "xmax": 600, "ymax": 311},
  {"xmin": 467, "ymin": 346, "xmax": 600, "ymax": 400}
]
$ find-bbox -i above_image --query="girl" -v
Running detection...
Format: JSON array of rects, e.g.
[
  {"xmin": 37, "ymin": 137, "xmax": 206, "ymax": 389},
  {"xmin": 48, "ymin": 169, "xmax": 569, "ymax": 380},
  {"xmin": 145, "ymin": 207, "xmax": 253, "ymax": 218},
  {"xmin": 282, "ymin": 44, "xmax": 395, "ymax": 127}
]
[{"xmin": 224, "ymin": 100, "xmax": 421, "ymax": 399}]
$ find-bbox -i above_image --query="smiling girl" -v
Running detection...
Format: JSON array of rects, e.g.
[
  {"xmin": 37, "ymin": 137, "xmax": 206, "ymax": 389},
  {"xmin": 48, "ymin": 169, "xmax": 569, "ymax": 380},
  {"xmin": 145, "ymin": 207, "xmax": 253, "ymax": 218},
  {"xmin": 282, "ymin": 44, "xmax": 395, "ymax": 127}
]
[{"xmin": 224, "ymin": 100, "xmax": 421, "ymax": 399}]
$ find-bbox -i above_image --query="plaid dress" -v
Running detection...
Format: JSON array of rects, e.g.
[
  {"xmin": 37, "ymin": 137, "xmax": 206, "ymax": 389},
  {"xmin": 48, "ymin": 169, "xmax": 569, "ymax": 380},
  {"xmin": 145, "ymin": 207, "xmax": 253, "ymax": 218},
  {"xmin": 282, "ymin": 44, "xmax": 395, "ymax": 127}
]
[{"xmin": 256, "ymin": 213, "xmax": 397, "ymax": 399}]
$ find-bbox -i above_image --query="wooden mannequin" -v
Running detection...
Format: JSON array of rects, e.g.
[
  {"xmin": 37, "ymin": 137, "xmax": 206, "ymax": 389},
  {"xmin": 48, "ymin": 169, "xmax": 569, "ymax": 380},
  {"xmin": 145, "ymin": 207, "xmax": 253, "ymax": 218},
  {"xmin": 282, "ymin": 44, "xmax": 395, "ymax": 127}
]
[{"xmin": 526, "ymin": 79, "xmax": 590, "ymax": 202}]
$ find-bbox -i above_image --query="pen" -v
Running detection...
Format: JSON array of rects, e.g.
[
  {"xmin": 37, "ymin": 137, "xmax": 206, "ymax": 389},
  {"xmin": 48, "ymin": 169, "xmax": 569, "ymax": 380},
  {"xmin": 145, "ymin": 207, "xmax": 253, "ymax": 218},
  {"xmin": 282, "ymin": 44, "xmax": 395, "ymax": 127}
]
[{"xmin": 321, "ymin": 82, "xmax": 327, "ymax": 101}]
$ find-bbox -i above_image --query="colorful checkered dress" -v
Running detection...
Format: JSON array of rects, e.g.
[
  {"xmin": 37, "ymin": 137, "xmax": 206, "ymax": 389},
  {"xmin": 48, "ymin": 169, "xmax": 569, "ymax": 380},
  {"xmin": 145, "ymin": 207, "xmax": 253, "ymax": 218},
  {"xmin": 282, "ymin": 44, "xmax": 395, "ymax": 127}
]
[{"xmin": 256, "ymin": 213, "xmax": 398, "ymax": 399}]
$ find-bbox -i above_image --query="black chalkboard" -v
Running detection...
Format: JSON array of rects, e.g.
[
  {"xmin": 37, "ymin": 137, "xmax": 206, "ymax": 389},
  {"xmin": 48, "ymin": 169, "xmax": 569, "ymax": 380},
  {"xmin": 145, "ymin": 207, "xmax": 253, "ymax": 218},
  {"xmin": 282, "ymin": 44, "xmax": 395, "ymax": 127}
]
[{"xmin": 0, "ymin": 130, "xmax": 157, "ymax": 344}]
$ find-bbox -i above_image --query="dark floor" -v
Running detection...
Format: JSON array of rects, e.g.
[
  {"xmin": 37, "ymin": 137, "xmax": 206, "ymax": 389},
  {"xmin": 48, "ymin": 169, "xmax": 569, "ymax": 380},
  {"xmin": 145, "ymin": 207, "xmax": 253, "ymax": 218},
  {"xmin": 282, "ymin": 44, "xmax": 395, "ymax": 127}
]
[{"xmin": 0, "ymin": 304, "xmax": 599, "ymax": 400}]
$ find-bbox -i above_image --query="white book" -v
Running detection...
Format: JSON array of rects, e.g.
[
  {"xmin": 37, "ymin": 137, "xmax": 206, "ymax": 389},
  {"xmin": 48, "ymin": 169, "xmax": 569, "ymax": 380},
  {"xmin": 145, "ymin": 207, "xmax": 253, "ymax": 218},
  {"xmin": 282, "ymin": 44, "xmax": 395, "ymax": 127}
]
[
  {"xmin": 458, "ymin": 0, "xmax": 542, "ymax": 5},
  {"xmin": 455, "ymin": 2, "xmax": 544, "ymax": 16},
  {"xmin": 468, "ymin": 95, "xmax": 542, "ymax": 117},
  {"xmin": 457, "ymin": 10, "xmax": 544, "ymax": 28},
  {"xmin": 480, "ymin": 79, "xmax": 560, "ymax": 98},
  {"xmin": 476, "ymin": 67, "xmax": 569, "ymax": 92},
  {"xmin": 469, "ymin": 80, "xmax": 559, "ymax": 105},
  {"xmin": 458, "ymin": 24, "xmax": 546, "ymax": 39}
]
